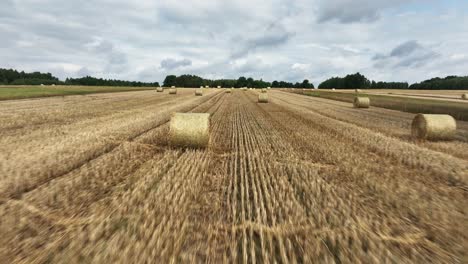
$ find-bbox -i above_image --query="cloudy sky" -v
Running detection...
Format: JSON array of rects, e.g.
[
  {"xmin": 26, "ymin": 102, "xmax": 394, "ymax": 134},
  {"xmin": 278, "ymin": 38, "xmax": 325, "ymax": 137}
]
[{"xmin": 1, "ymin": 0, "xmax": 467, "ymax": 85}]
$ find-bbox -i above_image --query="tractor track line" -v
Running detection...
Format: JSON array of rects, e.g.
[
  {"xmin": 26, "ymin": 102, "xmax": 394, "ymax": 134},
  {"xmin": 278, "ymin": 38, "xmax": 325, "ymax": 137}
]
[{"xmin": 2, "ymin": 91, "xmax": 225, "ymax": 202}]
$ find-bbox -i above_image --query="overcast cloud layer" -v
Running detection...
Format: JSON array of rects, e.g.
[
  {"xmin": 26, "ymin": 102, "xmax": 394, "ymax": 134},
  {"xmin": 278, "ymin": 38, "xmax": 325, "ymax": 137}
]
[{"xmin": 1, "ymin": 0, "xmax": 467, "ymax": 84}]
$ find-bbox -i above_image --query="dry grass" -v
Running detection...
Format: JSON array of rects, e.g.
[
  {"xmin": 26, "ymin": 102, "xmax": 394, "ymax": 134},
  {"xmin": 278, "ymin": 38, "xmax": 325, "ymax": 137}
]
[
  {"xmin": 353, "ymin": 96, "xmax": 370, "ymax": 108},
  {"xmin": 0, "ymin": 89, "xmax": 467, "ymax": 263},
  {"xmin": 258, "ymin": 93, "xmax": 268, "ymax": 103},
  {"xmin": 0, "ymin": 85, "xmax": 155, "ymax": 100},
  {"xmin": 300, "ymin": 90, "xmax": 468, "ymax": 121},
  {"xmin": 169, "ymin": 113, "xmax": 210, "ymax": 148},
  {"xmin": 411, "ymin": 114, "xmax": 457, "ymax": 140}
]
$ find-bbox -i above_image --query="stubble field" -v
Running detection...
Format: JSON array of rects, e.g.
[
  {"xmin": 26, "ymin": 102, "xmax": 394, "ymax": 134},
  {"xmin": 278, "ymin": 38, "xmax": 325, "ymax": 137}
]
[{"xmin": 0, "ymin": 88, "xmax": 467, "ymax": 263}]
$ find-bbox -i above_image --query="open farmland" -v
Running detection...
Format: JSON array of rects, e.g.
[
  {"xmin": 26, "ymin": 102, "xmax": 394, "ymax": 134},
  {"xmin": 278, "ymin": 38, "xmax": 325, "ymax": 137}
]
[
  {"xmin": 0, "ymin": 85, "xmax": 156, "ymax": 100},
  {"xmin": 0, "ymin": 89, "xmax": 467, "ymax": 263},
  {"xmin": 321, "ymin": 89, "xmax": 468, "ymax": 102},
  {"xmin": 299, "ymin": 89, "xmax": 468, "ymax": 121}
]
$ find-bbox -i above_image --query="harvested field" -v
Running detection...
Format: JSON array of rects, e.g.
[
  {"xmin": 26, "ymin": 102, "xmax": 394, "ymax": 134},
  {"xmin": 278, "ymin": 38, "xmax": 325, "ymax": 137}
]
[
  {"xmin": 299, "ymin": 89, "xmax": 468, "ymax": 121},
  {"xmin": 0, "ymin": 89, "xmax": 467, "ymax": 263},
  {"xmin": 0, "ymin": 85, "xmax": 155, "ymax": 100},
  {"xmin": 322, "ymin": 89, "xmax": 468, "ymax": 100}
]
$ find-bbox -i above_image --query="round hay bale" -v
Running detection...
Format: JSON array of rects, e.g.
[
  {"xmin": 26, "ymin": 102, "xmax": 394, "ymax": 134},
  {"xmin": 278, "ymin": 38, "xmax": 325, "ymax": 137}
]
[
  {"xmin": 205, "ymin": 85, "xmax": 209, "ymax": 88},
  {"xmin": 353, "ymin": 97, "xmax": 370, "ymax": 108},
  {"xmin": 332, "ymin": 88, "xmax": 336, "ymax": 91},
  {"xmin": 261, "ymin": 88, "xmax": 267, "ymax": 93},
  {"xmin": 171, "ymin": 86, "xmax": 176, "ymax": 88},
  {"xmin": 411, "ymin": 114, "xmax": 456, "ymax": 140},
  {"xmin": 217, "ymin": 86, "xmax": 221, "ymax": 88},
  {"xmin": 200, "ymin": 86, "xmax": 204, "ymax": 89},
  {"xmin": 156, "ymin": 87, "xmax": 164, "ymax": 92},
  {"xmin": 355, "ymin": 89, "xmax": 362, "ymax": 93},
  {"xmin": 226, "ymin": 89, "xmax": 232, "ymax": 93},
  {"xmin": 195, "ymin": 89, "xmax": 203, "ymax": 96},
  {"xmin": 462, "ymin": 94, "xmax": 468, "ymax": 100},
  {"xmin": 169, "ymin": 113, "xmax": 210, "ymax": 148},
  {"xmin": 258, "ymin": 93, "xmax": 268, "ymax": 103},
  {"xmin": 169, "ymin": 88, "xmax": 177, "ymax": 94}
]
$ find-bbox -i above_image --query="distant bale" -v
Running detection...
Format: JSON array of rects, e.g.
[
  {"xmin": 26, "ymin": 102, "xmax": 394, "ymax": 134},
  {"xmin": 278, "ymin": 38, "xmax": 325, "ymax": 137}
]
[
  {"xmin": 226, "ymin": 88, "xmax": 232, "ymax": 93},
  {"xmin": 195, "ymin": 89, "xmax": 203, "ymax": 96},
  {"xmin": 169, "ymin": 88, "xmax": 177, "ymax": 94},
  {"xmin": 462, "ymin": 94, "xmax": 468, "ymax": 100},
  {"xmin": 205, "ymin": 85, "xmax": 209, "ymax": 88},
  {"xmin": 171, "ymin": 86, "xmax": 176, "ymax": 88},
  {"xmin": 217, "ymin": 86, "xmax": 221, "ymax": 88},
  {"xmin": 353, "ymin": 97, "xmax": 370, "ymax": 108},
  {"xmin": 261, "ymin": 88, "xmax": 267, "ymax": 93},
  {"xmin": 169, "ymin": 113, "xmax": 210, "ymax": 148},
  {"xmin": 156, "ymin": 87, "xmax": 164, "ymax": 92},
  {"xmin": 332, "ymin": 88, "xmax": 336, "ymax": 91},
  {"xmin": 411, "ymin": 114, "xmax": 456, "ymax": 140},
  {"xmin": 267, "ymin": 87, "xmax": 271, "ymax": 89},
  {"xmin": 258, "ymin": 93, "xmax": 268, "ymax": 103},
  {"xmin": 355, "ymin": 89, "xmax": 362, "ymax": 93},
  {"xmin": 200, "ymin": 86, "xmax": 204, "ymax": 89}
]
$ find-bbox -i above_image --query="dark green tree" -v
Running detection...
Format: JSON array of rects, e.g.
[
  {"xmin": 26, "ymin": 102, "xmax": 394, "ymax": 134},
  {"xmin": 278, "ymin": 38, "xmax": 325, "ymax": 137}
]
[{"xmin": 163, "ymin": 75, "xmax": 177, "ymax": 87}]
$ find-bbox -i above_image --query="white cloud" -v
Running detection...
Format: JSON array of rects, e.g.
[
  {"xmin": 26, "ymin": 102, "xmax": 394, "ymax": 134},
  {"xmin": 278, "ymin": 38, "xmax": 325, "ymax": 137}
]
[
  {"xmin": 160, "ymin": 58, "xmax": 192, "ymax": 70},
  {"xmin": 0, "ymin": 0, "xmax": 467, "ymax": 85}
]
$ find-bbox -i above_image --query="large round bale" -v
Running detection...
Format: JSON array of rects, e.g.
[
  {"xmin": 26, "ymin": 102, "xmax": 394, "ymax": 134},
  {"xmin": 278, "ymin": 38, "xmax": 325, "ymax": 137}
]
[
  {"xmin": 169, "ymin": 88, "xmax": 177, "ymax": 94},
  {"xmin": 156, "ymin": 87, "xmax": 164, "ymax": 92},
  {"xmin": 462, "ymin": 94, "xmax": 468, "ymax": 100},
  {"xmin": 226, "ymin": 88, "xmax": 232, "ymax": 93},
  {"xmin": 200, "ymin": 86, "xmax": 204, "ymax": 89},
  {"xmin": 195, "ymin": 89, "xmax": 203, "ymax": 96},
  {"xmin": 217, "ymin": 86, "xmax": 221, "ymax": 88},
  {"xmin": 171, "ymin": 86, "xmax": 176, "ymax": 88},
  {"xmin": 205, "ymin": 85, "xmax": 209, "ymax": 88},
  {"xmin": 261, "ymin": 88, "xmax": 267, "ymax": 93},
  {"xmin": 332, "ymin": 88, "xmax": 336, "ymax": 91},
  {"xmin": 353, "ymin": 97, "xmax": 370, "ymax": 108},
  {"xmin": 411, "ymin": 114, "xmax": 456, "ymax": 140},
  {"xmin": 355, "ymin": 89, "xmax": 362, "ymax": 93},
  {"xmin": 258, "ymin": 93, "xmax": 268, "ymax": 103},
  {"xmin": 169, "ymin": 113, "xmax": 210, "ymax": 148}
]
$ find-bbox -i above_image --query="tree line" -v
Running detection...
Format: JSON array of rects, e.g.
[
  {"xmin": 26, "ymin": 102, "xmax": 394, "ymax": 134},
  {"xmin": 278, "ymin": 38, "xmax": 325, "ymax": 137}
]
[
  {"xmin": 2, "ymin": 68, "xmax": 467, "ymax": 90},
  {"xmin": 318, "ymin": 72, "xmax": 409, "ymax": 89},
  {"xmin": 163, "ymin": 75, "xmax": 314, "ymax": 89},
  {"xmin": 0, "ymin": 68, "xmax": 159, "ymax": 87},
  {"xmin": 0, "ymin": 68, "xmax": 60, "ymax": 85},
  {"xmin": 65, "ymin": 76, "xmax": 159, "ymax": 87},
  {"xmin": 409, "ymin": 76, "xmax": 468, "ymax": 90}
]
